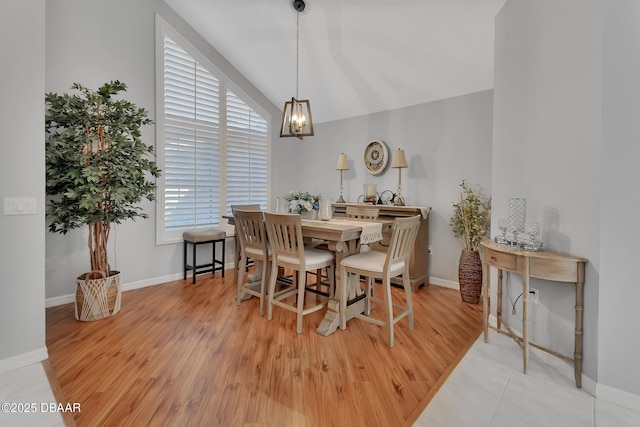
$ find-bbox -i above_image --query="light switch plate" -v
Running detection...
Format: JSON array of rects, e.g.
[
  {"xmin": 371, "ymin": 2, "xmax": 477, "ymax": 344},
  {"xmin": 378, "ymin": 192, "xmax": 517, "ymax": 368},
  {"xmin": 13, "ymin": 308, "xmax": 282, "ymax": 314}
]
[{"xmin": 4, "ymin": 197, "xmax": 36, "ymax": 215}]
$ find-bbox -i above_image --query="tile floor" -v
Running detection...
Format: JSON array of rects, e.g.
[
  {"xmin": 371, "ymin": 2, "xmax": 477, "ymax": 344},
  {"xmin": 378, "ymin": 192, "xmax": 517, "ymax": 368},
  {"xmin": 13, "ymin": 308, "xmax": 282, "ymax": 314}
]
[
  {"xmin": 0, "ymin": 363, "xmax": 64, "ymax": 427},
  {"xmin": 415, "ymin": 330, "xmax": 640, "ymax": 427},
  {"xmin": 2, "ymin": 330, "xmax": 640, "ymax": 426}
]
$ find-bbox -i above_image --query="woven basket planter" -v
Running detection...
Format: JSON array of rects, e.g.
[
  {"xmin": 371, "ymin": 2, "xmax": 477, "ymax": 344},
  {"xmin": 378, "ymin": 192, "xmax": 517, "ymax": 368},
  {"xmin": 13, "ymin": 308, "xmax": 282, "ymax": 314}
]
[
  {"xmin": 458, "ymin": 250, "xmax": 482, "ymax": 304},
  {"xmin": 75, "ymin": 270, "xmax": 121, "ymax": 321}
]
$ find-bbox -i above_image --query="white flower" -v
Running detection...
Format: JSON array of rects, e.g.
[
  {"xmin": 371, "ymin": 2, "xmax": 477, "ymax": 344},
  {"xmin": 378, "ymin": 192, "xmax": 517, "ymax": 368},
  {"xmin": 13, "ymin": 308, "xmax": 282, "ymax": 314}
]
[{"xmin": 285, "ymin": 191, "xmax": 321, "ymax": 213}]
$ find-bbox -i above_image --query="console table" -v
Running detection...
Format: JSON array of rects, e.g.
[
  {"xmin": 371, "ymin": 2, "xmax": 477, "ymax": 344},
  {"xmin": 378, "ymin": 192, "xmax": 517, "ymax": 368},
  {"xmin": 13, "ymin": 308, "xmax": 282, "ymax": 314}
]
[
  {"xmin": 480, "ymin": 240, "xmax": 587, "ymax": 387},
  {"xmin": 333, "ymin": 203, "xmax": 431, "ymax": 292}
]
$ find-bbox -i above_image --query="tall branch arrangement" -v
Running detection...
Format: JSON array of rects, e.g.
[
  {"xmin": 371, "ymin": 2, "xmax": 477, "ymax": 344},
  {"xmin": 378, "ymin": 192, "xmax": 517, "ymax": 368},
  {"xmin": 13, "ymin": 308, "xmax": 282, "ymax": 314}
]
[
  {"xmin": 45, "ymin": 81, "xmax": 160, "ymax": 274},
  {"xmin": 449, "ymin": 180, "xmax": 492, "ymax": 251}
]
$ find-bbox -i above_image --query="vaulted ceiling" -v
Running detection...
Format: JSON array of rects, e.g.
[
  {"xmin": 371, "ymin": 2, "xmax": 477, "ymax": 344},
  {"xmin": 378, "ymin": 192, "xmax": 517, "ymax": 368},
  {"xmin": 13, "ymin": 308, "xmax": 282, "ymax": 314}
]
[{"xmin": 165, "ymin": 0, "xmax": 507, "ymax": 124}]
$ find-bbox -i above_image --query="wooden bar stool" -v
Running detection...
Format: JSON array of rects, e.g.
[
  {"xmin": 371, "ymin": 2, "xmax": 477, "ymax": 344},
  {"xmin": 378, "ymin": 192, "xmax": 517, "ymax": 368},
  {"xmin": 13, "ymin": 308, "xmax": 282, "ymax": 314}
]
[
  {"xmin": 183, "ymin": 228, "xmax": 226, "ymax": 284},
  {"xmin": 264, "ymin": 212, "xmax": 335, "ymax": 334},
  {"xmin": 339, "ymin": 215, "xmax": 421, "ymax": 347}
]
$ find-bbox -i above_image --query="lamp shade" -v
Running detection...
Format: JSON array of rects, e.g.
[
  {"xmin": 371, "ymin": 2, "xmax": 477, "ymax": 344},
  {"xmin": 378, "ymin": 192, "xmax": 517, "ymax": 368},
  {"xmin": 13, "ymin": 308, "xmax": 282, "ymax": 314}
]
[
  {"xmin": 391, "ymin": 149, "xmax": 408, "ymax": 168},
  {"xmin": 336, "ymin": 153, "xmax": 349, "ymax": 170}
]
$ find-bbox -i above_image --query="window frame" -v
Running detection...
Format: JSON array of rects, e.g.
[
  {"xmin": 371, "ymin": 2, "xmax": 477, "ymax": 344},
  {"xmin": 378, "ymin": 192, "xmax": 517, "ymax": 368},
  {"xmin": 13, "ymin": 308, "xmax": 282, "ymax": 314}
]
[{"xmin": 155, "ymin": 16, "xmax": 271, "ymax": 244}]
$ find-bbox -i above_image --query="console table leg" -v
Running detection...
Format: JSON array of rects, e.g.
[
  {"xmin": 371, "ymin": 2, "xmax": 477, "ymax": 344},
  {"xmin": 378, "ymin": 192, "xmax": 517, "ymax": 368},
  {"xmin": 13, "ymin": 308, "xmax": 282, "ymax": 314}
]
[
  {"xmin": 497, "ymin": 269, "xmax": 503, "ymax": 331},
  {"xmin": 482, "ymin": 260, "xmax": 490, "ymax": 342},
  {"xmin": 522, "ymin": 259, "xmax": 530, "ymax": 374},
  {"xmin": 575, "ymin": 281, "xmax": 585, "ymax": 388}
]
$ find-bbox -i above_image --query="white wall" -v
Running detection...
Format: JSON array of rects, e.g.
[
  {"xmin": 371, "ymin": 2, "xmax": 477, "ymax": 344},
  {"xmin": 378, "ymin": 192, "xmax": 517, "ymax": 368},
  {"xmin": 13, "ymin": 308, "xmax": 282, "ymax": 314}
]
[
  {"xmin": 599, "ymin": 1, "xmax": 640, "ymax": 398},
  {"xmin": 44, "ymin": 1, "xmax": 492, "ymax": 297},
  {"xmin": 493, "ymin": 0, "xmax": 602, "ymax": 385},
  {"xmin": 290, "ymin": 91, "xmax": 494, "ymax": 283},
  {"xmin": 0, "ymin": 0, "xmax": 47, "ymax": 368},
  {"xmin": 44, "ymin": 0, "xmax": 287, "ymax": 299}
]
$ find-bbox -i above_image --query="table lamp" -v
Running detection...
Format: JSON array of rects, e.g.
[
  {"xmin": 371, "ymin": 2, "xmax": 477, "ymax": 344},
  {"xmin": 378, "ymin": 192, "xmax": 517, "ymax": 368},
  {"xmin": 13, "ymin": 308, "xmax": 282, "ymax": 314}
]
[
  {"xmin": 336, "ymin": 153, "xmax": 348, "ymax": 203},
  {"xmin": 391, "ymin": 149, "xmax": 408, "ymax": 206}
]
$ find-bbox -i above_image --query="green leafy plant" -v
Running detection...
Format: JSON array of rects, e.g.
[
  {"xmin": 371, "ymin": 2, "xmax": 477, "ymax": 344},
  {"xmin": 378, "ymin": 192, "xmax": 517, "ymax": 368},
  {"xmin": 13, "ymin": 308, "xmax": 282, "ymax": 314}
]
[
  {"xmin": 449, "ymin": 180, "xmax": 491, "ymax": 251},
  {"xmin": 45, "ymin": 81, "xmax": 160, "ymax": 275}
]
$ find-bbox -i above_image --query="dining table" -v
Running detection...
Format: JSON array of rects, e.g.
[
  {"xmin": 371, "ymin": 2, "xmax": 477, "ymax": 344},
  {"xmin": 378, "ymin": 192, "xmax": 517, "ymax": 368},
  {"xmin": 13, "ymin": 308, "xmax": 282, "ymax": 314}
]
[{"xmin": 224, "ymin": 213, "xmax": 393, "ymax": 336}]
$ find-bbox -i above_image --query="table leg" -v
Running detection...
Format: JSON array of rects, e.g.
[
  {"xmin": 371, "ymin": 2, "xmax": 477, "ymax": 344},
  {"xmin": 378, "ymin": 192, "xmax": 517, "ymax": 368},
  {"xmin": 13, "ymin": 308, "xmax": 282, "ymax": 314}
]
[{"xmin": 316, "ymin": 240, "xmax": 364, "ymax": 336}]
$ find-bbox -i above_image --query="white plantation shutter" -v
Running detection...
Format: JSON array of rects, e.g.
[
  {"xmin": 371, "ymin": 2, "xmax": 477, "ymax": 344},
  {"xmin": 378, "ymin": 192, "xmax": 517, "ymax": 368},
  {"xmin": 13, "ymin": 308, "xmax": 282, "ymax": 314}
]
[
  {"xmin": 226, "ymin": 89, "xmax": 268, "ymax": 215},
  {"xmin": 163, "ymin": 35, "xmax": 220, "ymax": 231},
  {"xmin": 158, "ymin": 29, "xmax": 270, "ymax": 242}
]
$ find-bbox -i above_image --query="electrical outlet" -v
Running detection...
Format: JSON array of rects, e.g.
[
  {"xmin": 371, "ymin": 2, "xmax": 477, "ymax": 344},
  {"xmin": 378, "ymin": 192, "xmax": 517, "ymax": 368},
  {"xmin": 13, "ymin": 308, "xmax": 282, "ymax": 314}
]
[{"xmin": 529, "ymin": 287, "xmax": 539, "ymax": 304}]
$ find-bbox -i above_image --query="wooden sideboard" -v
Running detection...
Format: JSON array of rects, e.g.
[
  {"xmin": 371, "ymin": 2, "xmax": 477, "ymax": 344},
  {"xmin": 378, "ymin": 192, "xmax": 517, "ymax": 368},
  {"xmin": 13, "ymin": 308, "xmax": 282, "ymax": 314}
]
[{"xmin": 332, "ymin": 203, "xmax": 431, "ymax": 292}]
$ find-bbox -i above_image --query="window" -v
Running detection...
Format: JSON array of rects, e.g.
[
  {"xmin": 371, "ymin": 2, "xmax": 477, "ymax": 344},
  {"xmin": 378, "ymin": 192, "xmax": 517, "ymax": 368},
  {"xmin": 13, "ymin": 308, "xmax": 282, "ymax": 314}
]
[{"xmin": 156, "ymin": 20, "xmax": 270, "ymax": 243}]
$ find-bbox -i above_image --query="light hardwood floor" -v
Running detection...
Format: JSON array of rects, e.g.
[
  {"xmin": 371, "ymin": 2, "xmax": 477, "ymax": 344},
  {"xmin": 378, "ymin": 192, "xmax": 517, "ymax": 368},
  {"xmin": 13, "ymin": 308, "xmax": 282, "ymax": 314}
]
[{"xmin": 46, "ymin": 270, "xmax": 483, "ymax": 426}]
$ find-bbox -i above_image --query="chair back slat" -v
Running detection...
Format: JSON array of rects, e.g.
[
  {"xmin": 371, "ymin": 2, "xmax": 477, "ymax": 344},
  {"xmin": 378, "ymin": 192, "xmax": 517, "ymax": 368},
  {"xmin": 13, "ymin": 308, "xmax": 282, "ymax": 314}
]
[{"xmin": 385, "ymin": 215, "xmax": 421, "ymax": 270}]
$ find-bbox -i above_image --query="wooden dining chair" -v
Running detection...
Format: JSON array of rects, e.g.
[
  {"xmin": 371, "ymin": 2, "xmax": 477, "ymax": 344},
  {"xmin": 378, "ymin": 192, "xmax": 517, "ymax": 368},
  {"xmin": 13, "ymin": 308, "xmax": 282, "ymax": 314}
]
[
  {"xmin": 264, "ymin": 212, "xmax": 335, "ymax": 334},
  {"xmin": 231, "ymin": 204, "xmax": 262, "ymax": 276},
  {"xmin": 345, "ymin": 205, "xmax": 380, "ymax": 220},
  {"xmin": 231, "ymin": 204, "xmax": 261, "ymax": 212},
  {"xmin": 233, "ymin": 209, "xmax": 270, "ymax": 315},
  {"xmin": 339, "ymin": 215, "xmax": 421, "ymax": 347},
  {"xmin": 345, "ymin": 205, "xmax": 380, "ymax": 253}
]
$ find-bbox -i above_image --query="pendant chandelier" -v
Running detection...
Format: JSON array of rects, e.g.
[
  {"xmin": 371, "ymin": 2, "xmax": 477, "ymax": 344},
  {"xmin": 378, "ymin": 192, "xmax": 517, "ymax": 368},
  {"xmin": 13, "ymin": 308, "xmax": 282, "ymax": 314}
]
[{"xmin": 280, "ymin": 0, "xmax": 314, "ymax": 140}]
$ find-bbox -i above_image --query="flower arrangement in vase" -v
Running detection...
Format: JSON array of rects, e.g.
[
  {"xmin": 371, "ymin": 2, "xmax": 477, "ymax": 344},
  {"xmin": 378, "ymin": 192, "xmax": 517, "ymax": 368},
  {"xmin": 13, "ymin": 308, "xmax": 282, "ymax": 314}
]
[
  {"xmin": 449, "ymin": 180, "xmax": 491, "ymax": 304},
  {"xmin": 449, "ymin": 180, "xmax": 491, "ymax": 251},
  {"xmin": 286, "ymin": 191, "xmax": 320, "ymax": 214}
]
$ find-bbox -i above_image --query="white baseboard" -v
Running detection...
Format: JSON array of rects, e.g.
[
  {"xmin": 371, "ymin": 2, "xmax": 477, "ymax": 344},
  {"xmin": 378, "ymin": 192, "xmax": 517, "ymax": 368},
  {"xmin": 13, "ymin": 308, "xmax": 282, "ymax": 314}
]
[
  {"xmin": 45, "ymin": 263, "xmax": 236, "ymax": 308},
  {"xmin": 597, "ymin": 383, "xmax": 640, "ymax": 413},
  {"xmin": 121, "ymin": 272, "xmax": 184, "ymax": 292},
  {"xmin": 430, "ymin": 276, "xmax": 459, "ymax": 290},
  {"xmin": 45, "ymin": 294, "xmax": 76, "ymax": 308},
  {"xmin": 0, "ymin": 347, "xmax": 49, "ymax": 375}
]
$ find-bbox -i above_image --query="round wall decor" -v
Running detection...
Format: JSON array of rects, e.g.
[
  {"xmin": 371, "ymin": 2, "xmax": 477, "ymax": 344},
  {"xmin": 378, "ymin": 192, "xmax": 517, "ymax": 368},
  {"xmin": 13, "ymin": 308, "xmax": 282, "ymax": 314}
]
[{"xmin": 363, "ymin": 139, "xmax": 389, "ymax": 175}]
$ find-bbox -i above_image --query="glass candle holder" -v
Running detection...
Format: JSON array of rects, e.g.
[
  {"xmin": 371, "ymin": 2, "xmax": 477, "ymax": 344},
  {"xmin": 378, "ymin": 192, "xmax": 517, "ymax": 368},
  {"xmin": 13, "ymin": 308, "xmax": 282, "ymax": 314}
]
[
  {"xmin": 496, "ymin": 218, "xmax": 508, "ymax": 244},
  {"xmin": 363, "ymin": 184, "xmax": 377, "ymax": 203},
  {"xmin": 508, "ymin": 198, "xmax": 527, "ymax": 243},
  {"xmin": 524, "ymin": 222, "xmax": 540, "ymax": 246}
]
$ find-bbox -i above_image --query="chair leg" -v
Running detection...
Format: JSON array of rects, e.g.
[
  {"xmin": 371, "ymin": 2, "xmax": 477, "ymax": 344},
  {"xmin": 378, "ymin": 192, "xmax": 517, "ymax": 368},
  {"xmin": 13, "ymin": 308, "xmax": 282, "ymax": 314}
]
[
  {"xmin": 236, "ymin": 254, "xmax": 247, "ymax": 306},
  {"xmin": 192, "ymin": 241, "xmax": 197, "ymax": 284},
  {"xmin": 315, "ymin": 268, "xmax": 322, "ymax": 303},
  {"xmin": 220, "ymin": 238, "xmax": 225, "ymax": 278},
  {"xmin": 403, "ymin": 273, "xmax": 414, "ymax": 331},
  {"xmin": 267, "ymin": 260, "xmax": 279, "ymax": 321},
  {"xmin": 364, "ymin": 277, "xmax": 374, "ymax": 315},
  {"xmin": 183, "ymin": 241, "xmax": 188, "ymax": 280},
  {"xmin": 383, "ymin": 278, "xmax": 394, "ymax": 348},
  {"xmin": 296, "ymin": 269, "xmax": 306, "ymax": 334},
  {"xmin": 259, "ymin": 259, "xmax": 270, "ymax": 316}
]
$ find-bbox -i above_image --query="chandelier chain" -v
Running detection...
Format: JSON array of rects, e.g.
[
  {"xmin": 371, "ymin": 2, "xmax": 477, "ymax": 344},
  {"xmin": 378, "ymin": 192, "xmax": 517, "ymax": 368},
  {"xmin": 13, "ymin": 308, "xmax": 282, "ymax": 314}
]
[{"xmin": 296, "ymin": 10, "xmax": 300, "ymax": 99}]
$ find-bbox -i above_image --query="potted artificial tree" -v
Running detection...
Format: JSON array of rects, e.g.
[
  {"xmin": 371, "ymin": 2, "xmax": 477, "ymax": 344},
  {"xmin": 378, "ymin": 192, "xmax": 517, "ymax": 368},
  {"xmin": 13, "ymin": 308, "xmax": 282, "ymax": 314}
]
[
  {"xmin": 449, "ymin": 180, "xmax": 491, "ymax": 304},
  {"xmin": 45, "ymin": 81, "xmax": 160, "ymax": 321}
]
